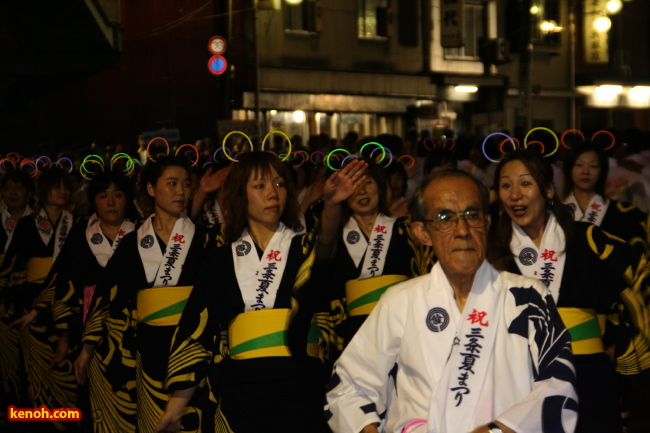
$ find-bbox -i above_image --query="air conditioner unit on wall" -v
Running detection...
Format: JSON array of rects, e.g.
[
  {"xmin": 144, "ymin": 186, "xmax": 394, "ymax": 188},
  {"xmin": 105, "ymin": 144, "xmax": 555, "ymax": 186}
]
[{"xmin": 478, "ymin": 38, "xmax": 510, "ymax": 65}]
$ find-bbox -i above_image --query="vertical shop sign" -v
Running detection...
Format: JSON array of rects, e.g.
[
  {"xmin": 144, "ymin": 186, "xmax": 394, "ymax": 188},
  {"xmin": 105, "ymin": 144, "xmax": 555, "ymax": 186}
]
[
  {"xmin": 441, "ymin": 0, "xmax": 465, "ymax": 48},
  {"xmin": 584, "ymin": 0, "xmax": 609, "ymax": 64}
]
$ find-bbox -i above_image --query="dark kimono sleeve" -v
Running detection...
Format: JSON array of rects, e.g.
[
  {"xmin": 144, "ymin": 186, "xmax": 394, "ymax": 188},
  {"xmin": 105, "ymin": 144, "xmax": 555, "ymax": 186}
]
[
  {"xmin": 37, "ymin": 225, "xmax": 87, "ymax": 331},
  {"xmin": 166, "ymin": 249, "xmax": 221, "ymax": 391},
  {"xmin": 50, "ymin": 281, "xmax": 78, "ymax": 333},
  {"xmin": 0, "ymin": 221, "xmax": 29, "ymax": 301},
  {"xmin": 81, "ymin": 288, "xmax": 110, "ymax": 346},
  {"xmin": 591, "ymin": 224, "xmax": 650, "ymax": 375},
  {"xmin": 80, "ymin": 248, "xmax": 122, "ymax": 347},
  {"xmin": 612, "ymin": 201, "xmax": 649, "ymax": 255},
  {"xmin": 32, "ymin": 251, "xmax": 70, "ymax": 312}
]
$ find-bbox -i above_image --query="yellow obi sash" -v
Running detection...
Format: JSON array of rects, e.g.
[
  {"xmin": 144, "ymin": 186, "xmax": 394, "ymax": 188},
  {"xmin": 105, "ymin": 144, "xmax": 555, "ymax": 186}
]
[
  {"xmin": 345, "ymin": 274, "xmax": 407, "ymax": 316},
  {"xmin": 26, "ymin": 257, "xmax": 53, "ymax": 284},
  {"xmin": 137, "ymin": 286, "xmax": 192, "ymax": 326},
  {"xmin": 557, "ymin": 307, "xmax": 604, "ymax": 355},
  {"xmin": 228, "ymin": 308, "xmax": 292, "ymax": 360}
]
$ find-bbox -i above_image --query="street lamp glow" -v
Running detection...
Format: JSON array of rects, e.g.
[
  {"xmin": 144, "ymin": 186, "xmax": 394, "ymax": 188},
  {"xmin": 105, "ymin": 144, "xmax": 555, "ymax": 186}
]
[
  {"xmin": 592, "ymin": 85, "xmax": 622, "ymax": 107},
  {"xmin": 630, "ymin": 86, "xmax": 650, "ymax": 96},
  {"xmin": 285, "ymin": 0, "xmax": 304, "ymax": 4},
  {"xmin": 455, "ymin": 85, "xmax": 478, "ymax": 93},
  {"xmin": 606, "ymin": 0, "xmax": 623, "ymax": 14},
  {"xmin": 293, "ymin": 110, "xmax": 305, "ymax": 122},
  {"xmin": 530, "ymin": 5, "xmax": 540, "ymax": 15},
  {"xmin": 595, "ymin": 85, "xmax": 622, "ymax": 95},
  {"xmin": 540, "ymin": 20, "xmax": 560, "ymax": 33},
  {"xmin": 593, "ymin": 16, "xmax": 612, "ymax": 32},
  {"xmin": 628, "ymin": 86, "xmax": 650, "ymax": 107}
]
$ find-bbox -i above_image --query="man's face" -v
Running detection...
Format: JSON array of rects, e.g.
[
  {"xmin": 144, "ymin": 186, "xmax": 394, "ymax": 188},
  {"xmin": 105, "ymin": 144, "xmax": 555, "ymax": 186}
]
[{"xmin": 412, "ymin": 176, "xmax": 490, "ymax": 282}]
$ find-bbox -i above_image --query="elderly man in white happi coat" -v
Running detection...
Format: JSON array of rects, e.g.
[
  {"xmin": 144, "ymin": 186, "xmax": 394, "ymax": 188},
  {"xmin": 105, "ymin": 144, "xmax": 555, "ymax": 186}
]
[{"xmin": 325, "ymin": 170, "xmax": 578, "ymax": 433}]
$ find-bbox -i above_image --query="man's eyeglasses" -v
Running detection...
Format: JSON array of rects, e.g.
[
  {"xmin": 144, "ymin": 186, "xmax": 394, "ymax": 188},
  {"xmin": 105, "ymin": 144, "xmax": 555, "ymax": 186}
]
[{"xmin": 423, "ymin": 209, "xmax": 487, "ymax": 233}]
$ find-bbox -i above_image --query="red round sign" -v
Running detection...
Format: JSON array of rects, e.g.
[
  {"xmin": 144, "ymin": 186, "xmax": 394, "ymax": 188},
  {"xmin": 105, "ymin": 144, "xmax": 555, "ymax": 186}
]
[
  {"xmin": 208, "ymin": 36, "xmax": 227, "ymax": 55},
  {"xmin": 208, "ymin": 55, "xmax": 227, "ymax": 75}
]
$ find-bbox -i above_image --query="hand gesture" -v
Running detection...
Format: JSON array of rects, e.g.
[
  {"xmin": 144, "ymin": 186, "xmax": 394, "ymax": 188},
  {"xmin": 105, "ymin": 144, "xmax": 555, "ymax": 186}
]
[
  {"xmin": 323, "ymin": 159, "xmax": 368, "ymax": 205},
  {"xmin": 10, "ymin": 309, "xmax": 39, "ymax": 331},
  {"xmin": 301, "ymin": 179, "xmax": 326, "ymax": 214},
  {"xmin": 199, "ymin": 166, "xmax": 229, "ymax": 195},
  {"xmin": 605, "ymin": 175, "xmax": 628, "ymax": 198},
  {"xmin": 617, "ymin": 159, "xmax": 644, "ymax": 173}
]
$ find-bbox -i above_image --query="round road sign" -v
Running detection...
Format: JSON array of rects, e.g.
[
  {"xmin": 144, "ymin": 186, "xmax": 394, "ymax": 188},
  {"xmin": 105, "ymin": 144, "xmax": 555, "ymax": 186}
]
[
  {"xmin": 208, "ymin": 55, "xmax": 227, "ymax": 75},
  {"xmin": 208, "ymin": 36, "xmax": 227, "ymax": 55}
]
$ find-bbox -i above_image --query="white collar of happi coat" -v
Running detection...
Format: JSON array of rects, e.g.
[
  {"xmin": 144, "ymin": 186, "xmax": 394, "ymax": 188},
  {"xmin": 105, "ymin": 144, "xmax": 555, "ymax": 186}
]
[
  {"xmin": 137, "ymin": 213, "xmax": 195, "ymax": 287},
  {"xmin": 1, "ymin": 203, "xmax": 32, "ymax": 252},
  {"xmin": 510, "ymin": 212, "xmax": 566, "ymax": 303},
  {"xmin": 35, "ymin": 207, "xmax": 73, "ymax": 262},
  {"xmin": 342, "ymin": 213, "xmax": 396, "ymax": 279},
  {"xmin": 86, "ymin": 213, "xmax": 135, "ymax": 267},
  {"xmin": 563, "ymin": 192, "xmax": 609, "ymax": 226},
  {"xmin": 204, "ymin": 199, "xmax": 224, "ymax": 225},
  {"xmin": 233, "ymin": 223, "xmax": 296, "ymax": 311},
  {"xmin": 426, "ymin": 260, "xmax": 506, "ymax": 433}
]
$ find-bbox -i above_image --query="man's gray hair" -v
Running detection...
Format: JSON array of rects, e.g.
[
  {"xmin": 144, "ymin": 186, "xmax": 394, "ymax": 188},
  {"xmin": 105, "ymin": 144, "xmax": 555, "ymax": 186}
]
[{"xmin": 408, "ymin": 169, "xmax": 490, "ymax": 222}]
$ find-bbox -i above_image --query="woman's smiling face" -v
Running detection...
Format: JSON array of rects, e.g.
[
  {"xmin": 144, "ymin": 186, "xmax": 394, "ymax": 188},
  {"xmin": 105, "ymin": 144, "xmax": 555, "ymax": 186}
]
[
  {"xmin": 346, "ymin": 177, "xmax": 380, "ymax": 218},
  {"xmin": 498, "ymin": 159, "xmax": 553, "ymax": 235}
]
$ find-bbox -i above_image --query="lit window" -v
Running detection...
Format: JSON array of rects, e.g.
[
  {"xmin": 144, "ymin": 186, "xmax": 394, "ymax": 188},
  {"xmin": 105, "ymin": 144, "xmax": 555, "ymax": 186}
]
[
  {"xmin": 358, "ymin": 0, "xmax": 389, "ymax": 38},
  {"xmin": 444, "ymin": 1, "xmax": 485, "ymax": 58},
  {"xmin": 284, "ymin": 0, "xmax": 321, "ymax": 32}
]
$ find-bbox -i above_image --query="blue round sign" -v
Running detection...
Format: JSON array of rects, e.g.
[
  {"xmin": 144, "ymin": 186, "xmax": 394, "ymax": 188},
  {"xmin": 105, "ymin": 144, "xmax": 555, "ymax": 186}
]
[{"xmin": 208, "ymin": 55, "xmax": 227, "ymax": 75}]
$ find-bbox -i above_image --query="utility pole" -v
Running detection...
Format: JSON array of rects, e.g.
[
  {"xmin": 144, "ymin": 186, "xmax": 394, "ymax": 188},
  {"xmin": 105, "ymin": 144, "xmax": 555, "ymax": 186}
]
[{"xmin": 518, "ymin": 0, "xmax": 534, "ymax": 131}]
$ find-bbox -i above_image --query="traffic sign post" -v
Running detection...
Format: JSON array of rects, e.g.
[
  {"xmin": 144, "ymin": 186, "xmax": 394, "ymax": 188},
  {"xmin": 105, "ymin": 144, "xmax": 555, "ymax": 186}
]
[
  {"xmin": 208, "ymin": 36, "xmax": 227, "ymax": 55},
  {"xmin": 208, "ymin": 55, "xmax": 227, "ymax": 76}
]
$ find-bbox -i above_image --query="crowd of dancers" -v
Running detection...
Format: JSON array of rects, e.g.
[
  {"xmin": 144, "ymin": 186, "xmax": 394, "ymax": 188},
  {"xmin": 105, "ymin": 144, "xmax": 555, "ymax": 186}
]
[{"xmin": 0, "ymin": 126, "xmax": 649, "ymax": 433}]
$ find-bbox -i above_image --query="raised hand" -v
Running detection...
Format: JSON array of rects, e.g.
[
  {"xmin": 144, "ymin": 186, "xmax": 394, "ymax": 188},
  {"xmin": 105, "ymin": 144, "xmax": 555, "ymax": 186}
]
[
  {"xmin": 199, "ymin": 166, "xmax": 229, "ymax": 195},
  {"xmin": 323, "ymin": 159, "xmax": 368, "ymax": 205},
  {"xmin": 301, "ymin": 178, "xmax": 326, "ymax": 214}
]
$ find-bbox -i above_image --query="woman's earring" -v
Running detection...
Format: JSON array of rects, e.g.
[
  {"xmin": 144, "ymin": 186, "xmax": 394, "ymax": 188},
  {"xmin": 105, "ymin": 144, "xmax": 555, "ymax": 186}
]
[{"xmin": 547, "ymin": 197, "xmax": 555, "ymax": 209}]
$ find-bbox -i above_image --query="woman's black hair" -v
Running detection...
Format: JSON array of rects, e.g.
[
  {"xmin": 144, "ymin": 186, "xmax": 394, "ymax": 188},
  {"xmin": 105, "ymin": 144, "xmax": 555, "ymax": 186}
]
[
  {"xmin": 384, "ymin": 161, "xmax": 409, "ymax": 198},
  {"xmin": 222, "ymin": 151, "xmax": 301, "ymax": 243},
  {"xmin": 87, "ymin": 170, "xmax": 135, "ymax": 204},
  {"xmin": 36, "ymin": 166, "xmax": 73, "ymax": 208},
  {"xmin": 85, "ymin": 169, "xmax": 139, "ymax": 220},
  {"xmin": 423, "ymin": 148, "xmax": 458, "ymax": 175},
  {"xmin": 1, "ymin": 170, "xmax": 35, "ymax": 193},
  {"xmin": 140, "ymin": 155, "xmax": 192, "ymax": 203},
  {"xmin": 562, "ymin": 141, "xmax": 609, "ymax": 199},
  {"xmin": 492, "ymin": 149, "xmax": 574, "ymax": 253}
]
